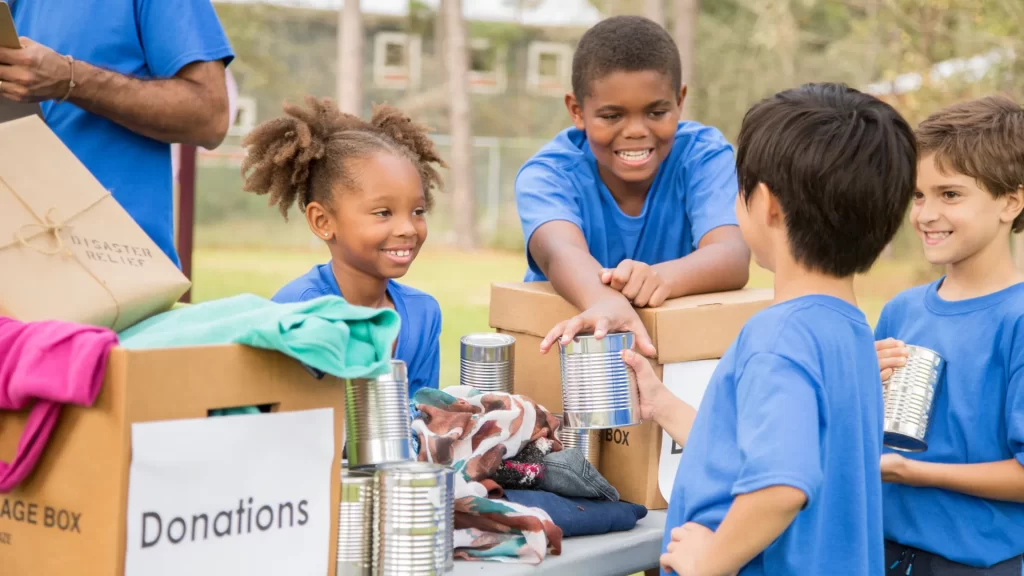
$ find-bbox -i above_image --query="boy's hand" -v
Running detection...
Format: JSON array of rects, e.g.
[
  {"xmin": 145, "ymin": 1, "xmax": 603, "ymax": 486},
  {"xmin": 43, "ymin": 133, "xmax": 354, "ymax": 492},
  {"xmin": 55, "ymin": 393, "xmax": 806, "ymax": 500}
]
[
  {"xmin": 600, "ymin": 260, "xmax": 670, "ymax": 308},
  {"xmin": 661, "ymin": 523, "xmax": 728, "ymax": 576},
  {"xmin": 621, "ymin": 349, "xmax": 666, "ymax": 421},
  {"xmin": 876, "ymin": 338, "xmax": 909, "ymax": 382},
  {"xmin": 539, "ymin": 296, "xmax": 658, "ymax": 356},
  {"xmin": 881, "ymin": 453, "xmax": 914, "ymax": 485}
]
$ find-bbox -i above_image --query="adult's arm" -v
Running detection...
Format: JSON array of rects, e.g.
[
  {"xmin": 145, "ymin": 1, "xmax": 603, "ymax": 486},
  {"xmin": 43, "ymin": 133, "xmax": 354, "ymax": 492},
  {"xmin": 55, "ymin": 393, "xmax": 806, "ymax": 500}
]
[{"xmin": 0, "ymin": 40, "xmax": 229, "ymax": 150}]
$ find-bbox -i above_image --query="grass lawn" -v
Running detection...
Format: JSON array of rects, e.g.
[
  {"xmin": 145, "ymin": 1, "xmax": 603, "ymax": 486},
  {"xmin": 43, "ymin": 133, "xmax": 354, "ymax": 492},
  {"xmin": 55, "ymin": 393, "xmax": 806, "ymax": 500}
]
[{"xmin": 191, "ymin": 247, "xmax": 923, "ymax": 386}]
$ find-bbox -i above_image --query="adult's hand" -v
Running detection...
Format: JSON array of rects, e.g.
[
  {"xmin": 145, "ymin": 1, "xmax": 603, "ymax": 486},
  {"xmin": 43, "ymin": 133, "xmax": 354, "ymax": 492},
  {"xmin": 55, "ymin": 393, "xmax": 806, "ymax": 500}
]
[{"xmin": 0, "ymin": 37, "xmax": 73, "ymax": 103}]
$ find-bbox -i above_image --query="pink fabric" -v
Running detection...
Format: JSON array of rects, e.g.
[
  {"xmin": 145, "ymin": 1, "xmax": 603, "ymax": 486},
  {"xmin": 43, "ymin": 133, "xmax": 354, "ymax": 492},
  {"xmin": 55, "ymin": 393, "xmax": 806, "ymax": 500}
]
[{"xmin": 0, "ymin": 317, "xmax": 118, "ymax": 492}]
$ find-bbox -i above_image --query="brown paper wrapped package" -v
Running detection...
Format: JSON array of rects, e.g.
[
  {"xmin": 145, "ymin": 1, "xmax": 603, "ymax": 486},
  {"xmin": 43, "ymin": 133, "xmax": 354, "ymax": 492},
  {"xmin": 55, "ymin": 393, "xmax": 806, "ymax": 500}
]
[{"xmin": 0, "ymin": 115, "xmax": 190, "ymax": 331}]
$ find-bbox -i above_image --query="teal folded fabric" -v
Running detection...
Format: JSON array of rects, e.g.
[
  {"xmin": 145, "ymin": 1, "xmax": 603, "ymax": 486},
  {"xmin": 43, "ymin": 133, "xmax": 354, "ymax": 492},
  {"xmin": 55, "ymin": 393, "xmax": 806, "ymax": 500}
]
[{"xmin": 118, "ymin": 294, "xmax": 401, "ymax": 379}]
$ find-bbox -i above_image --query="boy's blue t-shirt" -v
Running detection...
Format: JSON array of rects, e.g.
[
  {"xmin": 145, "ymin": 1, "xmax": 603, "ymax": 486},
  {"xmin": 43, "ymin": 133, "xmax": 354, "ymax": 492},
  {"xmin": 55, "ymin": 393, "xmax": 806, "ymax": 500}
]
[
  {"xmin": 875, "ymin": 279, "xmax": 1024, "ymax": 567},
  {"xmin": 515, "ymin": 121, "xmax": 739, "ymax": 282},
  {"xmin": 272, "ymin": 263, "xmax": 442, "ymax": 397},
  {"xmin": 12, "ymin": 0, "xmax": 235, "ymax": 267},
  {"xmin": 664, "ymin": 295, "xmax": 884, "ymax": 576}
]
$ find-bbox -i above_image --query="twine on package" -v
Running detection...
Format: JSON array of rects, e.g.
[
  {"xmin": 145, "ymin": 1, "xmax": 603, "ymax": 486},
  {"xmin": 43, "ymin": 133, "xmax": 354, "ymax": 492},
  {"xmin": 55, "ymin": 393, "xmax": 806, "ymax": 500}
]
[{"xmin": 0, "ymin": 176, "xmax": 123, "ymax": 329}]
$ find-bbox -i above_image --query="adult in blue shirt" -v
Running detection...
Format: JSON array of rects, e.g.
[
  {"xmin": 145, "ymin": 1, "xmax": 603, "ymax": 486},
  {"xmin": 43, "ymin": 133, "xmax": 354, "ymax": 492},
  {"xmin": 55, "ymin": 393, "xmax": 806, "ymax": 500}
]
[
  {"xmin": 0, "ymin": 0, "xmax": 235, "ymax": 267},
  {"xmin": 517, "ymin": 17, "xmax": 750, "ymax": 357}
]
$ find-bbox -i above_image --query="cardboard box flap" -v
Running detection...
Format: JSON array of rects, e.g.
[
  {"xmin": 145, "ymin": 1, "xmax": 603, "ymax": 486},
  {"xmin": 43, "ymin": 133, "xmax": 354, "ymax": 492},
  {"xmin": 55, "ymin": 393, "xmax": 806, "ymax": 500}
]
[
  {"xmin": 0, "ymin": 115, "xmax": 110, "ymax": 240},
  {"xmin": 643, "ymin": 288, "xmax": 774, "ymax": 363},
  {"xmin": 489, "ymin": 282, "xmax": 774, "ymax": 363},
  {"xmin": 489, "ymin": 282, "xmax": 580, "ymax": 339},
  {"xmin": 118, "ymin": 345, "xmax": 345, "ymax": 423}
]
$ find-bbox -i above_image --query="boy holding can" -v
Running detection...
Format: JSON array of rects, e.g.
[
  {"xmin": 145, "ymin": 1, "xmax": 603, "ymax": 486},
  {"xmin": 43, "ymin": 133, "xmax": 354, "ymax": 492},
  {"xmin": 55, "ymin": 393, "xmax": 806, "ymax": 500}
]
[
  {"xmin": 516, "ymin": 16, "xmax": 750, "ymax": 357},
  {"xmin": 622, "ymin": 83, "xmax": 917, "ymax": 576},
  {"xmin": 875, "ymin": 96, "xmax": 1024, "ymax": 575}
]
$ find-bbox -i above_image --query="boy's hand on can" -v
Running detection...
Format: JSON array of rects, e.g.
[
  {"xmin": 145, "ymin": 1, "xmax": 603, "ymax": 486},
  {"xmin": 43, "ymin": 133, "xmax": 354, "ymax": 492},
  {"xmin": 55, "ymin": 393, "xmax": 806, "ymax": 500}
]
[
  {"xmin": 600, "ymin": 259, "xmax": 670, "ymax": 308},
  {"xmin": 538, "ymin": 296, "xmax": 658, "ymax": 357},
  {"xmin": 876, "ymin": 338, "xmax": 909, "ymax": 382},
  {"xmin": 621, "ymin": 349, "xmax": 665, "ymax": 421}
]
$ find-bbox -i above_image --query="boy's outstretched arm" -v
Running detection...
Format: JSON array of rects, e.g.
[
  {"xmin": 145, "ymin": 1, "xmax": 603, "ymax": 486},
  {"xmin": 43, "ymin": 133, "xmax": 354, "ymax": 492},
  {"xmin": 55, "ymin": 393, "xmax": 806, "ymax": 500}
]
[
  {"xmin": 531, "ymin": 221, "xmax": 658, "ymax": 356},
  {"xmin": 622, "ymin": 349, "xmax": 697, "ymax": 446},
  {"xmin": 651, "ymin": 226, "xmax": 751, "ymax": 299},
  {"xmin": 882, "ymin": 456, "xmax": 1024, "ymax": 502},
  {"xmin": 662, "ymin": 487, "xmax": 806, "ymax": 576}
]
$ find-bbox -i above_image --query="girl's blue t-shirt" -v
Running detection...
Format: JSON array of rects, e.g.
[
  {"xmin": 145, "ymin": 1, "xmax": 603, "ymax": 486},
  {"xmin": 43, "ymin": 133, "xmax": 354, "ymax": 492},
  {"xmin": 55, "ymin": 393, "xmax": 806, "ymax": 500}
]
[
  {"xmin": 514, "ymin": 121, "xmax": 739, "ymax": 281},
  {"xmin": 272, "ymin": 263, "xmax": 442, "ymax": 396}
]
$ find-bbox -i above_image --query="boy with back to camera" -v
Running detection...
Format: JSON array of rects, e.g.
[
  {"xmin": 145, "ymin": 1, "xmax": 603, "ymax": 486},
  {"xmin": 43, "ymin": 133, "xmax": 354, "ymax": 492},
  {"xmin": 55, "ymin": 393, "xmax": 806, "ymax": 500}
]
[
  {"xmin": 621, "ymin": 83, "xmax": 918, "ymax": 575},
  {"xmin": 875, "ymin": 96, "xmax": 1024, "ymax": 575},
  {"xmin": 515, "ymin": 16, "xmax": 750, "ymax": 358}
]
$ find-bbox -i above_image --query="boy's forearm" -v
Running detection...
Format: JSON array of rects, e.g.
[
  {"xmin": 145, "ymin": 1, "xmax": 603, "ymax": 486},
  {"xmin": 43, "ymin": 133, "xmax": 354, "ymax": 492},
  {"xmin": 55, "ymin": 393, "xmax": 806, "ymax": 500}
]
[
  {"xmin": 651, "ymin": 229, "xmax": 750, "ymax": 299},
  {"xmin": 652, "ymin": 388, "xmax": 697, "ymax": 447},
  {"xmin": 532, "ymin": 230, "xmax": 627, "ymax": 311},
  {"xmin": 896, "ymin": 458, "xmax": 1024, "ymax": 503},
  {"xmin": 694, "ymin": 487, "xmax": 806, "ymax": 576}
]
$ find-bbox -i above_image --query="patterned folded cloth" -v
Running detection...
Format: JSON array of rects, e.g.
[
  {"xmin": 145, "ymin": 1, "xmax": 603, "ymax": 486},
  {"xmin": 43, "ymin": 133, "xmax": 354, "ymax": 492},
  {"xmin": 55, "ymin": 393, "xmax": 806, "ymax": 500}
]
[{"xmin": 412, "ymin": 386, "xmax": 563, "ymax": 564}]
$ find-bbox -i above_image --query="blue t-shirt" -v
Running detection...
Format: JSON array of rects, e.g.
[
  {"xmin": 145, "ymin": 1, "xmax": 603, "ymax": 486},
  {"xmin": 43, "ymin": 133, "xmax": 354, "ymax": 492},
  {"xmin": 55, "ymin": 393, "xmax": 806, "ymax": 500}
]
[
  {"xmin": 11, "ymin": 0, "xmax": 235, "ymax": 267},
  {"xmin": 875, "ymin": 279, "xmax": 1024, "ymax": 567},
  {"xmin": 665, "ymin": 296, "xmax": 884, "ymax": 576},
  {"xmin": 272, "ymin": 263, "xmax": 442, "ymax": 397},
  {"xmin": 515, "ymin": 121, "xmax": 739, "ymax": 282}
]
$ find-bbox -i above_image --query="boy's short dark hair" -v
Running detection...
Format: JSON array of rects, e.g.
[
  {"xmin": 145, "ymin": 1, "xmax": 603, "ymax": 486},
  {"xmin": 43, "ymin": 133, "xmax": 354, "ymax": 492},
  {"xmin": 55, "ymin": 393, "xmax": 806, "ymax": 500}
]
[
  {"xmin": 916, "ymin": 95, "xmax": 1024, "ymax": 233},
  {"xmin": 571, "ymin": 16, "xmax": 681, "ymax": 104},
  {"xmin": 736, "ymin": 83, "xmax": 917, "ymax": 277}
]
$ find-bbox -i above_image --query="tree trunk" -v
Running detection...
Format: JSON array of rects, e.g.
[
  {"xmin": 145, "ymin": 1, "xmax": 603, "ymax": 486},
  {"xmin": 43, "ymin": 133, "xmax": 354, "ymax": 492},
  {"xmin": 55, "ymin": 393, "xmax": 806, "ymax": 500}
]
[
  {"xmin": 673, "ymin": 0, "xmax": 698, "ymax": 119},
  {"xmin": 441, "ymin": 0, "xmax": 478, "ymax": 250},
  {"xmin": 644, "ymin": 0, "xmax": 664, "ymax": 27},
  {"xmin": 337, "ymin": 0, "xmax": 363, "ymax": 115}
]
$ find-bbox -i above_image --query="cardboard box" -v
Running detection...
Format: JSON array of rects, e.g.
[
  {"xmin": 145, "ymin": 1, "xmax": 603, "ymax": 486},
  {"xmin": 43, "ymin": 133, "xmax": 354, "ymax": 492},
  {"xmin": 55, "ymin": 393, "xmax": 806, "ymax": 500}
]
[
  {"xmin": 0, "ymin": 345, "xmax": 346, "ymax": 576},
  {"xmin": 0, "ymin": 115, "xmax": 190, "ymax": 332},
  {"xmin": 488, "ymin": 282, "xmax": 774, "ymax": 509}
]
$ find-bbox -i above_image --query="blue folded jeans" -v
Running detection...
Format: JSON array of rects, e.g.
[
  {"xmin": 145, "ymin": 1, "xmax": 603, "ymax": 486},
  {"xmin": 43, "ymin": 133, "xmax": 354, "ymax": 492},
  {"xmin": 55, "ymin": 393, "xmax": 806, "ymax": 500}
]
[
  {"xmin": 503, "ymin": 490, "xmax": 647, "ymax": 538},
  {"xmin": 539, "ymin": 448, "xmax": 619, "ymax": 501}
]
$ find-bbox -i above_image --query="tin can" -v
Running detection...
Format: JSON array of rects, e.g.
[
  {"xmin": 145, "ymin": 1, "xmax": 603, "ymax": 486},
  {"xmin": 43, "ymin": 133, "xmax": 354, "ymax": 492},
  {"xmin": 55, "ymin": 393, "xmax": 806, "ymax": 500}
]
[
  {"xmin": 346, "ymin": 360, "xmax": 413, "ymax": 468},
  {"xmin": 556, "ymin": 414, "xmax": 601, "ymax": 468},
  {"xmin": 559, "ymin": 332, "xmax": 641, "ymax": 429},
  {"xmin": 883, "ymin": 345, "xmax": 945, "ymax": 452},
  {"xmin": 337, "ymin": 468, "xmax": 374, "ymax": 576},
  {"xmin": 459, "ymin": 333, "xmax": 515, "ymax": 394},
  {"xmin": 372, "ymin": 461, "xmax": 455, "ymax": 575}
]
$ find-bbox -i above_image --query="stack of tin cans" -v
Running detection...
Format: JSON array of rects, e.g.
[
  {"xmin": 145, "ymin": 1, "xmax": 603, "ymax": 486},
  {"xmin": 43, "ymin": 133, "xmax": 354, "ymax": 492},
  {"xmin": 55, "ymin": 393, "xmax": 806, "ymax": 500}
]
[{"xmin": 339, "ymin": 360, "xmax": 455, "ymax": 575}]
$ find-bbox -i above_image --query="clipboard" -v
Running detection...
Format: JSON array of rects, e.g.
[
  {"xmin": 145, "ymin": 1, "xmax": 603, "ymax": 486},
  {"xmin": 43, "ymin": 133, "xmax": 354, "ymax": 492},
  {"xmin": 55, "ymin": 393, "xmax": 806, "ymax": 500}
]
[
  {"xmin": 0, "ymin": 2, "xmax": 19, "ymax": 50},
  {"xmin": 0, "ymin": 1, "xmax": 42, "ymax": 122}
]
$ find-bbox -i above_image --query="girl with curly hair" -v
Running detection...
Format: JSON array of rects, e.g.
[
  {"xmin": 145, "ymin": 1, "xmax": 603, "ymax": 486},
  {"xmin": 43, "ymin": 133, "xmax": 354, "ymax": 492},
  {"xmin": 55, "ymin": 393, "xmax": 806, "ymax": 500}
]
[{"xmin": 242, "ymin": 96, "xmax": 446, "ymax": 395}]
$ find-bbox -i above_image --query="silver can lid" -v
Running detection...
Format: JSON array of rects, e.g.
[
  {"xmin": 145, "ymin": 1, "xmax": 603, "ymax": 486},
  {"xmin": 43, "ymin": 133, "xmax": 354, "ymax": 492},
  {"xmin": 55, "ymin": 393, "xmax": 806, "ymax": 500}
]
[
  {"xmin": 460, "ymin": 333, "xmax": 516, "ymax": 363},
  {"xmin": 375, "ymin": 359, "xmax": 408, "ymax": 384},
  {"xmin": 559, "ymin": 331, "xmax": 634, "ymax": 355}
]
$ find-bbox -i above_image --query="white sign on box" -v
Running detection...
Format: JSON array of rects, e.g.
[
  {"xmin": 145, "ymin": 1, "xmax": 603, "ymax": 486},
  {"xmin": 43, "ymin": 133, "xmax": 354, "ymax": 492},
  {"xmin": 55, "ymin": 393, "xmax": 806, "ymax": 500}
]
[
  {"xmin": 657, "ymin": 360, "xmax": 719, "ymax": 502},
  {"xmin": 125, "ymin": 409, "xmax": 334, "ymax": 576}
]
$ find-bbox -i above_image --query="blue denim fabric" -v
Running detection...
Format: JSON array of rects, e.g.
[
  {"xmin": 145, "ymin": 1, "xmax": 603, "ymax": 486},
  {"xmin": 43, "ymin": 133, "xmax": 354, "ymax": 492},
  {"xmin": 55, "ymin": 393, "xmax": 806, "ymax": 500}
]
[
  {"xmin": 503, "ymin": 490, "xmax": 647, "ymax": 538},
  {"xmin": 539, "ymin": 448, "xmax": 619, "ymax": 501}
]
